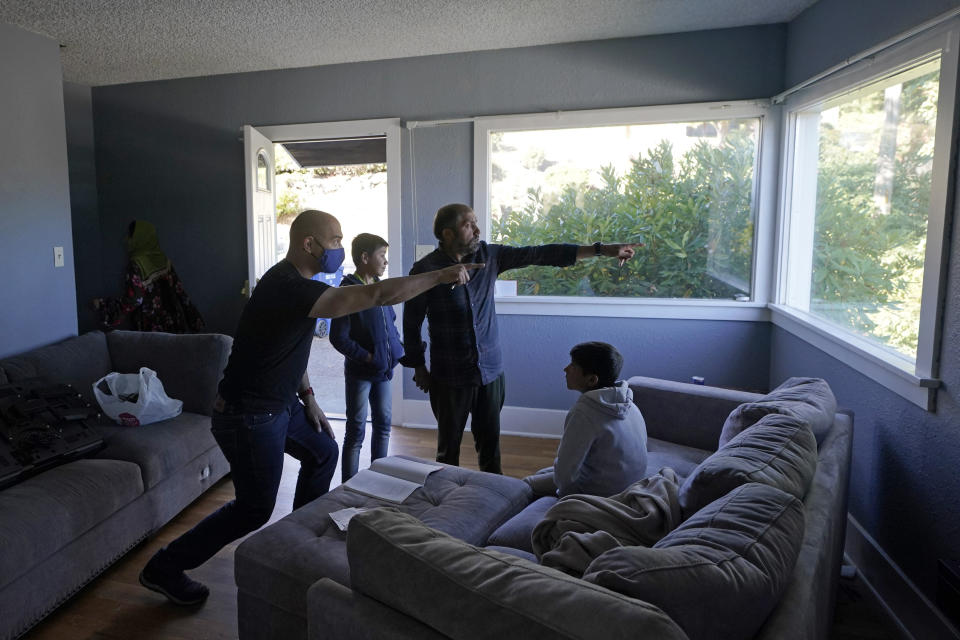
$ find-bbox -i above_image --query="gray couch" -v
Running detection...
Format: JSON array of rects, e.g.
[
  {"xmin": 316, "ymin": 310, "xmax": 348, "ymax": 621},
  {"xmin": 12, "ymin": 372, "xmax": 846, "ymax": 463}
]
[
  {"xmin": 0, "ymin": 330, "xmax": 232, "ymax": 640},
  {"xmin": 291, "ymin": 375, "xmax": 853, "ymax": 640}
]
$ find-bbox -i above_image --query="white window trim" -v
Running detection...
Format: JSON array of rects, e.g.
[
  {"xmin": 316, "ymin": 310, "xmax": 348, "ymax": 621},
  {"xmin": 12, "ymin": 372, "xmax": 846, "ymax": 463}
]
[
  {"xmin": 774, "ymin": 21, "xmax": 959, "ymax": 410},
  {"xmin": 495, "ymin": 296, "xmax": 770, "ymax": 321},
  {"xmin": 473, "ymin": 101, "xmax": 777, "ymax": 319}
]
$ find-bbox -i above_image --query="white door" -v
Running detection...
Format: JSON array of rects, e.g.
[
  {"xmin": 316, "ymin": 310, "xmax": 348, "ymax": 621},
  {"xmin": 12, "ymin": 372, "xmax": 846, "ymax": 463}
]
[{"xmin": 243, "ymin": 125, "xmax": 277, "ymax": 295}]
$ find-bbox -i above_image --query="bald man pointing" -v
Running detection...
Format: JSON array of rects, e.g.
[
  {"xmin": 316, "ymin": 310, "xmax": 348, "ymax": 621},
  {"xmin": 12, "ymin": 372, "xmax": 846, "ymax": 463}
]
[{"xmin": 139, "ymin": 210, "xmax": 481, "ymax": 606}]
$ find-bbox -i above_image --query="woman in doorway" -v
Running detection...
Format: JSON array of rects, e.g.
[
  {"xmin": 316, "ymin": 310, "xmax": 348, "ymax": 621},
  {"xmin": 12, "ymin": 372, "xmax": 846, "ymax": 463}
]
[{"xmin": 93, "ymin": 220, "xmax": 206, "ymax": 333}]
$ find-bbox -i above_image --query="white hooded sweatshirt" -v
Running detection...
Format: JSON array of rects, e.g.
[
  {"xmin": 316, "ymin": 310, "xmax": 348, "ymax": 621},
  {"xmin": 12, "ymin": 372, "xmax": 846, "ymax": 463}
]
[{"xmin": 554, "ymin": 380, "xmax": 648, "ymax": 497}]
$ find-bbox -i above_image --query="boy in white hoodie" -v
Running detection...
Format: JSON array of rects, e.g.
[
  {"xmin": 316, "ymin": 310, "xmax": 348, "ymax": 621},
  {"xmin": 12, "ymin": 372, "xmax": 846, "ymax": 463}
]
[{"xmin": 526, "ymin": 342, "xmax": 648, "ymax": 497}]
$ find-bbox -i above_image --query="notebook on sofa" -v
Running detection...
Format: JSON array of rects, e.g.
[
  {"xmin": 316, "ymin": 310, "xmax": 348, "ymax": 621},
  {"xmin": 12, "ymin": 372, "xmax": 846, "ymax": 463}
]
[{"xmin": 342, "ymin": 456, "xmax": 443, "ymax": 504}]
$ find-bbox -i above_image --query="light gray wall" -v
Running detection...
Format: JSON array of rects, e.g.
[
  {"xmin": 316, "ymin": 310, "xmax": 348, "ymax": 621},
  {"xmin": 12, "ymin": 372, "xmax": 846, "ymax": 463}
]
[
  {"xmin": 0, "ymin": 24, "xmax": 77, "ymax": 358},
  {"xmin": 780, "ymin": 0, "xmax": 960, "ymax": 608},
  {"xmin": 90, "ymin": 25, "xmax": 785, "ymax": 407},
  {"xmin": 63, "ymin": 81, "xmax": 102, "ymax": 333}
]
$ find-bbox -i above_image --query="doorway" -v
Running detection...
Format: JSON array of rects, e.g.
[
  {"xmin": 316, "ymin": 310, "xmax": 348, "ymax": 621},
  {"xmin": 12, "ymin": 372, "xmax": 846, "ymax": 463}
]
[{"xmin": 244, "ymin": 119, "xmax": 403, "ymax": 420}]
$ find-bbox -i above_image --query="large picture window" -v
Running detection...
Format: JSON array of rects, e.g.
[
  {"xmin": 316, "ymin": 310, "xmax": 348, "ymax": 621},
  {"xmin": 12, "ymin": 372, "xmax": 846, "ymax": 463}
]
[
  {"xmin": 476, "ymin": 104, "xmax": 765, "ymax": 302},
  {"xmin": 776, "ymin": 23, "xmax": 958, "ymax": 408},
  {"xmin": 783, "ymin": 58, "xmax": 940, "ymax": 363}
]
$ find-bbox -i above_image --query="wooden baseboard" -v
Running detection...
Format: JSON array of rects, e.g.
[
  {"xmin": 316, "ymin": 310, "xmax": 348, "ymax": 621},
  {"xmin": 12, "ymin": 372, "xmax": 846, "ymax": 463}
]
[{"xmin": 845, "ymin": 514, "xmax": 960, "ymax": 640}]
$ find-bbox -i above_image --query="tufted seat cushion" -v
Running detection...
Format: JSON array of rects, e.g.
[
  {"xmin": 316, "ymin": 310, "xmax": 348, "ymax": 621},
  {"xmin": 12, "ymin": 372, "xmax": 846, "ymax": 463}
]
[{"xmin": 234, "ymin": 456, "xmax": 532, "ymax": 622}]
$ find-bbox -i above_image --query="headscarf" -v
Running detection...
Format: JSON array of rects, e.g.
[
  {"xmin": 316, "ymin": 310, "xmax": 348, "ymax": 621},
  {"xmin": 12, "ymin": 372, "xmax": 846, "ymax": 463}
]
[{"xmin": 126, "ymin": 220, "xmax": 170, "ymax": 282}]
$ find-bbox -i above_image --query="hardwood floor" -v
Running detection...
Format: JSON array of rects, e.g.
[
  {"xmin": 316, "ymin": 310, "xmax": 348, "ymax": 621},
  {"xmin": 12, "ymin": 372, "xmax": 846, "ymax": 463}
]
[{"xmin": 22, "ymin": 420, "xmax": 901, "ymax": 640}]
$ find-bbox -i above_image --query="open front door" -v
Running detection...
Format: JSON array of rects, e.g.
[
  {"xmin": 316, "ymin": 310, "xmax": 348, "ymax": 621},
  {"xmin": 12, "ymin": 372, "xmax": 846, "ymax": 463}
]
[{"xmin": 243, "ymin": 125, "xmax": 277, "ymax": 296}]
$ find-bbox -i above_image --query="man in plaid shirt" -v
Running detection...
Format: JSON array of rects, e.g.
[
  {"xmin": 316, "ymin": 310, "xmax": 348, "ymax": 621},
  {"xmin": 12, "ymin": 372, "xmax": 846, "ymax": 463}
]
[{"xmin": 402, "ymin": 203, "xmax": 637, "ymax": 473}]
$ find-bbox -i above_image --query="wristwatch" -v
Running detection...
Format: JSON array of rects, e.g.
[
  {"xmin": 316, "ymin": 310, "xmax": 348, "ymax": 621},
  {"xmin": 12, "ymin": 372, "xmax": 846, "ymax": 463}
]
[{"xmin": 593, "ymin": 241, "xmax": 604, "ymax": 256}]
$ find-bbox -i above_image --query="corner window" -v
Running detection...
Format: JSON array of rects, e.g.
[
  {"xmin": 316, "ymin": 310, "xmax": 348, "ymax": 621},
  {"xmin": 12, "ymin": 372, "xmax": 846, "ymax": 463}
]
[
  {"xmin": 475, "ymin": 104, "xmax": 766, "ymax": 303},
  {"xmin": 783, "ymin": 58, "xmax": 939, "ymax": 363},
  {"xmin": 776, "ymin": 23, "xmax": 958, "ymax": 408}
]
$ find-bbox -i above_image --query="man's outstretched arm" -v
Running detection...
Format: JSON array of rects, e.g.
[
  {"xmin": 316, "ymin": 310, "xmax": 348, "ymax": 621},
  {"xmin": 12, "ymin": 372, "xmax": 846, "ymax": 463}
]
[
  {"xmin": 574, "ymin": 243, "xmax": 638, "ymax": 262},
  {"xmin": 309, "ymin": 263, "xmax": 483, "ymax": 320}
]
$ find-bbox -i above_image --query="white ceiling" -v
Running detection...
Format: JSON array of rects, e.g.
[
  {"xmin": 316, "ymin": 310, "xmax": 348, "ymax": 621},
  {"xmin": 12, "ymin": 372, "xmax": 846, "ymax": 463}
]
[{"xmin": 1, "ymin": 0, "xmax": 819, "ymax": 86}]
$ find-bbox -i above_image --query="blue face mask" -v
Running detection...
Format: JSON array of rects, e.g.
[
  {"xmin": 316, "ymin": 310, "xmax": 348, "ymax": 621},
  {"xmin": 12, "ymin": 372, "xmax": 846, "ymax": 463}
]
[{"xmin": 313, "ymin": 246, "xmax": 345, "ymax": 273}]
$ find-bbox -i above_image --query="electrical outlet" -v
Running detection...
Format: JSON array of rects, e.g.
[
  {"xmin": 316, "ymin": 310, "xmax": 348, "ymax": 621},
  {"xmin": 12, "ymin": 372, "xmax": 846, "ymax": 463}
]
[
  {"xmin": 54, "ymin": 246, "xmax": 64, "ymax": 268},
  {"xmin": 415, "ymin": 244, "xmax": 434, "ymax": 261}
]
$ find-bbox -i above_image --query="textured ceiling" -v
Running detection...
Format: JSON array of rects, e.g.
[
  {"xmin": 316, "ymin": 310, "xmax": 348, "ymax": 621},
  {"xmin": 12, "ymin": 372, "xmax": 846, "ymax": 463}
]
[{"xmin": 1, "ymin": 0, "xmax": 818, "ymax": 86}]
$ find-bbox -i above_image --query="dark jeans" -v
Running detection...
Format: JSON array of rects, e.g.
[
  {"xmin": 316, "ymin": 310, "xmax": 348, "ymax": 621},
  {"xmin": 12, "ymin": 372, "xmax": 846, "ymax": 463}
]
[
  {"xmin": 429, "ymin": 373, "xmax": 505, "ymax": 474},
  {"xmin": 159, "ymin": 401, "xmax": 338, "ymax": 571},
  {"xmin": 342, "ymin": 376, "xmax": 392, "ymax": 482}
]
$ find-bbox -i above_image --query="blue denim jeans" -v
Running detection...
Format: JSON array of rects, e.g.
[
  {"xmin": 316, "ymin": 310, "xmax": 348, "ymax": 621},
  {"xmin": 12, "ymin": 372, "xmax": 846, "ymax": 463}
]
[
  {"xmin": 341, "ymin": 376, "xmax": 391, "ymax": 482},
  {"xmin": 160, "ymin": 401, "xmax": 338, "ymax": 571}
]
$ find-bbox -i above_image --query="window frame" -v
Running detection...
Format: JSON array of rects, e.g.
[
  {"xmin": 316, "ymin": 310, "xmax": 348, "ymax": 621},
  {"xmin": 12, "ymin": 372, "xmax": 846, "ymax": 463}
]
[
  {"xmin": 472, "ymin": 101, "xmax": 777, "ymax": 323},
  {"xmin": 773, "ymin": 22, "xmax": 959, "ymax": 410}
]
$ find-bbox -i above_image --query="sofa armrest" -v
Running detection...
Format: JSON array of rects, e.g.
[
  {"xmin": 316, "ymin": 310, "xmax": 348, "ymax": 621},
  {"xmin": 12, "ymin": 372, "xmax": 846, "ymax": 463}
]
[
  {"xmin": 346, "ymin": 509, "xmax": 689, "ymax": 640},
  {"xmin": 106, "ymin": 331, "xmax": 232, "ymax": 415},
  {"xmin": 754, "ymin": 412, "xmax": 854, "ymax": 640},
  {"xmin": 307, "ymin": 578, "xmax": 448, "ymax": 640},
  {"xmin": 627, "ymin": 375, "xmax": 764, "ymax": 451}
]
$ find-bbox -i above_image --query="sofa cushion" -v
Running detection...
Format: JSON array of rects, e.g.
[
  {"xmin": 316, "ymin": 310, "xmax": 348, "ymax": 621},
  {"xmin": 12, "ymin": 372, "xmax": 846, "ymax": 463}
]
[
  {"xmin": 0, "ymin": 366, "xmax": 7, "ymax": 384},
  {"xmin": 679, "ymin": 413, "xmax": 817, "ymax": 518},
  {"xmin": 583, "ymin": 483, "xmax": 804, "ymax": 640},
  {"xmin": 106, "ymin": 331, "xmax": 232, "ymax": 416},
  {"xmin": 348, "ymin": 508, "xmax": 690, "ymax": 640},
  {"xmin": 0, "ymin": 458, "xmax": 144, "ymax": 590},
  {"xmin": 234, "ymin": 459, "xmax": 533, "ymax": 621},
  {"xmin": 719, "ymin": 377, "xmax": 836, "ymax": 447},
  {"xmin": 0, "ymin": 331, "xmax": 112, "ymax": 406},
  {"xmin": 646, "ymin": 437, "xmax": 713, "ymax": 480},
  {"xmin": 486, "ymin": 496, "xmax": 558, "ymax": 553},
  {"xmin": 91, "ymin": 412, "xmax": 216, "ymax": 489}
]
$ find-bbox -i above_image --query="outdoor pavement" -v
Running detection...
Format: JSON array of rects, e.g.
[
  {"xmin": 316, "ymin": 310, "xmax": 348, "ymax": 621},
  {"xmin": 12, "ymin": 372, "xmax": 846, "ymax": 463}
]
[{"xmin": 307, "ymin": 334, "xmax": 346, "ymax": 416}]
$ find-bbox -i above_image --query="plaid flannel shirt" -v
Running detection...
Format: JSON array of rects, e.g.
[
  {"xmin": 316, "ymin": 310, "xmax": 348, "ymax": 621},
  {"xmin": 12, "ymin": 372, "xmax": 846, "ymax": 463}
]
[{"xmin": 401, "ymin": 241, "xmax": 578, "ymax": 387}]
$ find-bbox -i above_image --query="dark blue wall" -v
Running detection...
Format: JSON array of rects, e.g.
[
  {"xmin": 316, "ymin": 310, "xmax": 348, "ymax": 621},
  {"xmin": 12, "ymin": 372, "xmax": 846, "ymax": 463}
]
[
  {"xmin": 785, "ymin": 0, "xmax": 960, "ymax": 86},
  {"xmin": 781, "ymin": 0, "xmax": 960, "ymax": 601},
  {"xmin": 89, "ymin": 25, "xmax": 786, "ymax": 407},
  {"xmin": 504, "ymin": 315, "xmax": 770, "ymax": 410},
  {"xmin": 63, "ymin": 81, "xmax": 102, "ymax": 333},
  {"xmin": 0, "ymin": 25, "xmax": 77, "ymax": 358}
]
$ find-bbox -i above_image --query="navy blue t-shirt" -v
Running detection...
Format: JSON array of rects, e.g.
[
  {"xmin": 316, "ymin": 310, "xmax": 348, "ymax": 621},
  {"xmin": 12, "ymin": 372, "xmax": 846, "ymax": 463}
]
[{"xmin": 218, "ymin": 260, "xmax": 329, "ymax": 412}]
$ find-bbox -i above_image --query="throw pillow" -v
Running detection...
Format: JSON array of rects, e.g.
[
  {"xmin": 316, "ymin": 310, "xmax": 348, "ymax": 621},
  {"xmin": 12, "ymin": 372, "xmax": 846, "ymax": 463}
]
[
  {"xmin": 583, "ymin": 483, "xmax": 804, "ymax": 640},
  {"xmin": 679, "ymin": 413, "xmax": 817, "ymax": 518},
  {"xmin": 486, "ymin": 496, "xmax": 558, "ymax": 553},
  {"xmin": 347, "ymin": 508, "xmax": 689, "ymax": 640},
  {"xmin": 719, "ymin": 377, "xmax": 837, "ymax": 447}
]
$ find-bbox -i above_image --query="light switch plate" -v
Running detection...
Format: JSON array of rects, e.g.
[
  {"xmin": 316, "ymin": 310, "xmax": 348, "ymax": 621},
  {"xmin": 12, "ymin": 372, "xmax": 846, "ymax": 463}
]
[
  {"xmin": 415, "ymin": 244, "xmax": 434, "ymax": 261},
  {"xmin": 54, "ymin": 246, "xmax": 64, "ymax": 268}
]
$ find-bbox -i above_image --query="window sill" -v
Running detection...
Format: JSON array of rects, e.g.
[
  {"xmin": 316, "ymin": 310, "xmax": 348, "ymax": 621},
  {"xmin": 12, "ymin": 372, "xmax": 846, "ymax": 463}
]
[
  {"xmin": 494, "ymin": 295, "xmax": 769, "ymax": 321},
  {"xmin": 490, "ymin": 297, "xmax": 939, "ymax": 410},
  {"xmin": 769, "ymin": 305, "xmax": 939, "ymax": 410}
]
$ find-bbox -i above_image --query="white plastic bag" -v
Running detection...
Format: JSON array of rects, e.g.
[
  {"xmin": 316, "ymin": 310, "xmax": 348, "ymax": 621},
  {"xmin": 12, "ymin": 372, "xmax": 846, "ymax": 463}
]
[{"xmin": 93, "ymin": 367, "xmax": 183, "ymax": 426}]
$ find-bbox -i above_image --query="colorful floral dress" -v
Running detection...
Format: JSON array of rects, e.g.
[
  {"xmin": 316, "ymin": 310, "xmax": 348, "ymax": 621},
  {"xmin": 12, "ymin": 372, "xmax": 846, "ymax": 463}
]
[
  {"xmin": 96, "ymin": 262, "xmax": 205, "ymax": 333},
  {"xmin": 94, "ymin": 220, "xmax": 205, "ymax": 333}
]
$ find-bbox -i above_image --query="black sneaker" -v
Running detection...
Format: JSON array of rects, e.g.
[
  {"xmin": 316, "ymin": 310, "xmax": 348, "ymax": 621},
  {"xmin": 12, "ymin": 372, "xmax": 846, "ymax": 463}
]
[{"xmin": 139, "ymin": 554, "xmax": 209, "ymax": 606}]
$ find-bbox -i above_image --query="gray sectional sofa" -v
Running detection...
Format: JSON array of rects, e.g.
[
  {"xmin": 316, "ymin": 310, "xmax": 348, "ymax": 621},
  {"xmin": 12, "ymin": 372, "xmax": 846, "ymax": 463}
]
[
  {"xmin": 237, "ymin": 375, "xmax": 853, "ymax": 640},
  {"xmin": 0, "ymin": 330, "xmax": 232, "ymax": 640}
]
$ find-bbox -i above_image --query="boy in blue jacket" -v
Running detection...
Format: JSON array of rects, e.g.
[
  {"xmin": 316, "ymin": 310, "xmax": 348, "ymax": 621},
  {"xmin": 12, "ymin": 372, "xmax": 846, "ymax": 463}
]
[{"xmin": 330, "ymin": 234, "xmax": 404, "ymax": 481}]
